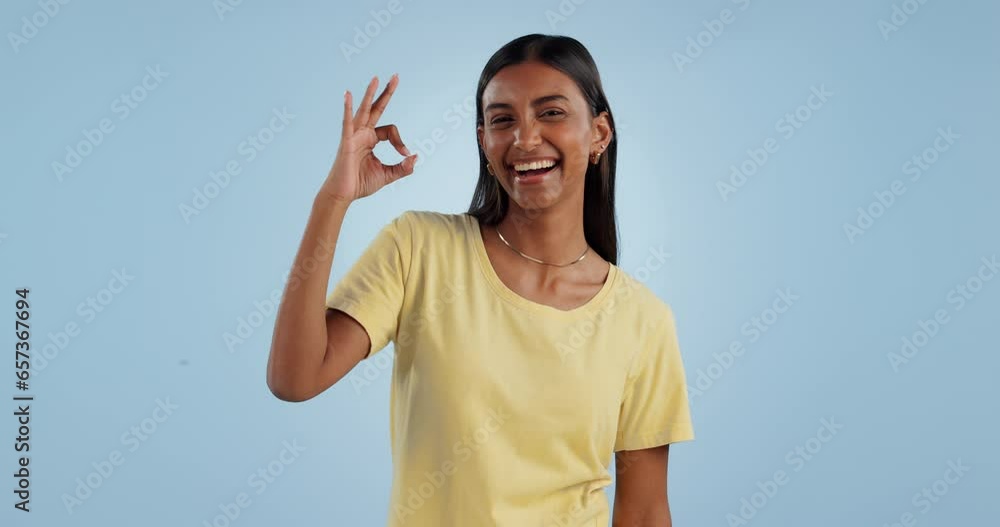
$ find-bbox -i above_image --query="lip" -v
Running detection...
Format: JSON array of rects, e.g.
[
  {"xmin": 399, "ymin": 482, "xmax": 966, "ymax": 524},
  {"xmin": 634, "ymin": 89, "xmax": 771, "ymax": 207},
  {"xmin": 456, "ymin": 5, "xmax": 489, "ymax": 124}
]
[{"xmin": 513, "ymin": 163, "xmax": 559, "ymax": 185}]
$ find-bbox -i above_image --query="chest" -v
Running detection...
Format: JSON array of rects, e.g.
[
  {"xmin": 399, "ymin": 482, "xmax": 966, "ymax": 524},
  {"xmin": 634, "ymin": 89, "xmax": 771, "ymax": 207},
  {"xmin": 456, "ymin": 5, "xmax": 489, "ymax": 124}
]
[
  {"xmin": 397, "ymin": 289, "xmax": 633, "ymax": 447},
  {"xmin": 482, "ymin": 230, "xmax": 611, "ymax": 313}
]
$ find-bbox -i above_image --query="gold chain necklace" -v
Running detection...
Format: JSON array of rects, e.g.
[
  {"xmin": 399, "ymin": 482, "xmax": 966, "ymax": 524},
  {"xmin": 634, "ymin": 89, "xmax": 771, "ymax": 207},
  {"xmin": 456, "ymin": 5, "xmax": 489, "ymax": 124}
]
[{"xmin": 495, "ymin": 225, "xmax": 589, "ymax": 267}]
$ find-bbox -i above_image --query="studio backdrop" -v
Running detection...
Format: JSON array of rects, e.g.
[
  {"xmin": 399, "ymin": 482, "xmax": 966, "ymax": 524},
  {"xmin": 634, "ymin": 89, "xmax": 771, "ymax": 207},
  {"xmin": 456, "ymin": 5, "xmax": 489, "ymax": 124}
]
[{"xmin": 2, "ymin": 0, "xmax": 997, "ymax": 525}]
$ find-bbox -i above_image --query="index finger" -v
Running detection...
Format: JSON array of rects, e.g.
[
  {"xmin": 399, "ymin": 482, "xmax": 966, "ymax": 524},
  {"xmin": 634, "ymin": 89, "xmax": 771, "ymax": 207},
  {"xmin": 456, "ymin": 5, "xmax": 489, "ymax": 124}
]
[
  {"xmin": 342, "ymin": 90, "xmax": 354, "ymax": 138},
  {"xmin": 367, "ymin": 73, "xmax": 399, "ymax": 127}
]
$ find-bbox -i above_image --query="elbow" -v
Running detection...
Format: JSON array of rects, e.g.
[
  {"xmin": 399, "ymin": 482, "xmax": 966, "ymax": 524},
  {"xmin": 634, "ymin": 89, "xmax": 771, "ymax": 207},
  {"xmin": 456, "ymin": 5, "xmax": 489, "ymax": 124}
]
[
  {"xmin": 267, "ymin": 379, "xmax": 311, "ymax": 402},
  {"xmin": 266, "ymin": 352, "xmax": 315, "ymax": 403}
]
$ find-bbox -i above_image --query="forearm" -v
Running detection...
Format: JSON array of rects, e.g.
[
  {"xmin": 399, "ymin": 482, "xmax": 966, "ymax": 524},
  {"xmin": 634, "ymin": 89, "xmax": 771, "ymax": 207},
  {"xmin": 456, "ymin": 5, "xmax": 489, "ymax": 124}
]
[{"xmin": 266, "ymin": 196, "xmax": 350, "ymax": 399}]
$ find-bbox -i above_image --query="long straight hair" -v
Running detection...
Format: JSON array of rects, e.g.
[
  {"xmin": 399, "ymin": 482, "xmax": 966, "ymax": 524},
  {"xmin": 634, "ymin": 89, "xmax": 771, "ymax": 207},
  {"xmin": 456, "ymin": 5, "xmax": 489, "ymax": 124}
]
[{"xmin": 466, "ymin": 34, "xmax": 619, "ymax": 265}]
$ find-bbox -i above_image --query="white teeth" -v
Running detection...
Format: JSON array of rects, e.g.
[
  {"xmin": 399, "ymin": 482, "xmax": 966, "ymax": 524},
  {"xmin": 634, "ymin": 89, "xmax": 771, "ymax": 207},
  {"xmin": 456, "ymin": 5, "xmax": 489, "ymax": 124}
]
[{"xmin": 513, "ymin": 159, "xmax": 557, "ymax": 172}]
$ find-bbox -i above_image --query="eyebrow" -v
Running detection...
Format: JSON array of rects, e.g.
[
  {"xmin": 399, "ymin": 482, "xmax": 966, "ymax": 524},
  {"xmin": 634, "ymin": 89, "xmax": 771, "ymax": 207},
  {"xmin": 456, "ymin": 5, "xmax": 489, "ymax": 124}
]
[{"xmin": 484, "ymin": 94, "xmax": 569, "ymax": 114}]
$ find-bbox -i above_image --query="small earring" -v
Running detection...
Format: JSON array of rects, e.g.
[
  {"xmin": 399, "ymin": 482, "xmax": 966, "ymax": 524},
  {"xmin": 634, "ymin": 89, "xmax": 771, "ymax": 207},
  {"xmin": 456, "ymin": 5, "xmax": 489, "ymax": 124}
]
[
  {"xmin": 486, "ymin": 162, "xmax": 494, "ymax": 175},
  {"xmin": 591, "ymin": 145, "xmax": 606, "ymax": 164}
]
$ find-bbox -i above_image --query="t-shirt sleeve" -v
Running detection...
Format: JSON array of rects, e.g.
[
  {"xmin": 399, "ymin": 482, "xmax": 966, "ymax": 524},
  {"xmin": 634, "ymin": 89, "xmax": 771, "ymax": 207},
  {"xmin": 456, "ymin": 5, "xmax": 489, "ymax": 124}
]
[
  {"xmin": 325, "ymin": 211, "xmax": 413, "ymax": 359},
  {"xmin": 614, "ymin": 305, "xmax": 695, "ymax": 451}
]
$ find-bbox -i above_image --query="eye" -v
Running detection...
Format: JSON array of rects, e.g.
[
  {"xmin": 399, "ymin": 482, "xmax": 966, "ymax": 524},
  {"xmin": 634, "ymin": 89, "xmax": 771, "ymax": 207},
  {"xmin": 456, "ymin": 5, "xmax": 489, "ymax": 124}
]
[
  {"xmin": 541, "ymin": 109, "xmax": 564, "ymax": 117},
  {"xmin": 490, "ymin": 116, "xmax": 512, "ymax": 126}
]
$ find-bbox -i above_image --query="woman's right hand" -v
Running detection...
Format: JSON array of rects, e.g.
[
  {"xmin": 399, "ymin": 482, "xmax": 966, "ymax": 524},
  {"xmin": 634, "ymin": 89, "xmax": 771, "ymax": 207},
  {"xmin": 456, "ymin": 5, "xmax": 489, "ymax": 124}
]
[{"xmin": 320, "ymin": 74, "xmax": 418, "ymax": 204}]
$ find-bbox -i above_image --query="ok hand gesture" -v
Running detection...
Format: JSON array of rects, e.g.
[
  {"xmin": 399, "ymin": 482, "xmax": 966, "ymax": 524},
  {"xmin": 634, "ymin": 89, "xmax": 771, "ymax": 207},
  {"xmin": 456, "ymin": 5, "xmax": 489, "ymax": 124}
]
[{"xmin": 321, "ymin": 74, "xmax": 417, "ymax": 203}]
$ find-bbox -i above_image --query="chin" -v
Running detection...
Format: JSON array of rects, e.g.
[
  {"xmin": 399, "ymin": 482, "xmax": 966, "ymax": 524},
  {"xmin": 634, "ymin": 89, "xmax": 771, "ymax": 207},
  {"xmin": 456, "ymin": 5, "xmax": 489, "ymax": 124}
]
[{"xmin": 509, "ymin": 187, "xmax": 562, "ymax": 211}]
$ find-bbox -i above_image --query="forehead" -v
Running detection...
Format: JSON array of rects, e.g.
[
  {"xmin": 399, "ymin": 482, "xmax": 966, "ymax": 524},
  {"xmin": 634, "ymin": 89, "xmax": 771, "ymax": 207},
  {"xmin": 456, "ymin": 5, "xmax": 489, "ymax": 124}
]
[{"xmin": 482, "ymin": 61, "xmax": 585, "ymax": 106}]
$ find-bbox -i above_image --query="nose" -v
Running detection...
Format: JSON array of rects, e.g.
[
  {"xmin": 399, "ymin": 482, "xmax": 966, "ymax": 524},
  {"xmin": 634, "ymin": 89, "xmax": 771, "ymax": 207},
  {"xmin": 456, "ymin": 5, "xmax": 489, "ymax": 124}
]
[{"xmin": 512, "ymin": 118, "xmax": 541, "ymax": 152}]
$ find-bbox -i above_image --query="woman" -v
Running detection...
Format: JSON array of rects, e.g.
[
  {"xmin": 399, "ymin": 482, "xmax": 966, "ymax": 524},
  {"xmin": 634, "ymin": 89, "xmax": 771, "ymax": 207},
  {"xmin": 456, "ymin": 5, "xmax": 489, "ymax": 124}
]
[{"xmin": 267, "ymin": 34, "xmax": 695, "ymax": 526}]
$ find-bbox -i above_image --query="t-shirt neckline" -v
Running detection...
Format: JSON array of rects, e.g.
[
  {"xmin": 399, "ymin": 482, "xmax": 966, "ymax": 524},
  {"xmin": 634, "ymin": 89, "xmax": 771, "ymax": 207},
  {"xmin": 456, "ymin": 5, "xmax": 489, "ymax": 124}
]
[{"xmin": 463, "ymin": 213, "xmax": 619, "ymax": 317}]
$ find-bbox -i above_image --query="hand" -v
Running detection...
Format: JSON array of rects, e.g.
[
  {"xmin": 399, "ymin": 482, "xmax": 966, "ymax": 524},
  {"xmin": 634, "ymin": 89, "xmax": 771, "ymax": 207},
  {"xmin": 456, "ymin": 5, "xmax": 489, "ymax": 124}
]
[{"xmin": 320, "ymin": 74, "xmax": 417, "ymax": 203}]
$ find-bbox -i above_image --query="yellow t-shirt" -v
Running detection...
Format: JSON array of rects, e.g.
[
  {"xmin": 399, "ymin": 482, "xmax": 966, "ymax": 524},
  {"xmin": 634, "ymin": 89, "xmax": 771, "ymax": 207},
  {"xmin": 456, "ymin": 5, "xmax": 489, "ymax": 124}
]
[{"xmin": 326, "ymin": 210, "xmax": 695, "ymax": 526}]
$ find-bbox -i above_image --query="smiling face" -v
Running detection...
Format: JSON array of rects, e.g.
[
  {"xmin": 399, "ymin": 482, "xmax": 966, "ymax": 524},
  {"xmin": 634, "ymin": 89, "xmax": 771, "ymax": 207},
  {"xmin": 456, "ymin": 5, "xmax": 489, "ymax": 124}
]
[{"xmin": 477, "ymin": 61, "xmax": 611, "ymax": 212}]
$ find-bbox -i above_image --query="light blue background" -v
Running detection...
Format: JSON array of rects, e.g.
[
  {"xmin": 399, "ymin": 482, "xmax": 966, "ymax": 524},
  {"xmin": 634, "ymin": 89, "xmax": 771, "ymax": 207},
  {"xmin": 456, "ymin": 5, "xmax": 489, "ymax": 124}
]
[{"xmin": 2, "ymin": 0, "xmax": 997, "ymax": 525}]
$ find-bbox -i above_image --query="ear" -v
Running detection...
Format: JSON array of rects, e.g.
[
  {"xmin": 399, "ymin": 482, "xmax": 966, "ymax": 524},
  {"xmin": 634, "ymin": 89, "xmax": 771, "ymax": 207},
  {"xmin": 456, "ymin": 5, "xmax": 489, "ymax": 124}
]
[
  {"xmin": 477, "ymin": 124, "xmax": 485, "ymax": 152},
  {"xmin": 590, "ymin": 111, "xmax": 613, "ymax": 151}
]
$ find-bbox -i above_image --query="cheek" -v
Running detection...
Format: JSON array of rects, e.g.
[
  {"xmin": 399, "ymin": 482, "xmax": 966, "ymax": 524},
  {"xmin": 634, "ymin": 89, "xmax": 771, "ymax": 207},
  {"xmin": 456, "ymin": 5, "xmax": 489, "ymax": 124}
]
[
  {"xmin": 483, "ymin": 132, "xmax": 511, "ymax": 155},
  {"xmin": 551, "ymin": 125, "xmax": 591, "ymax": 157},
  {"xmin": 557, "ymin": 140, "xmax": 590, "ymax": 167}
]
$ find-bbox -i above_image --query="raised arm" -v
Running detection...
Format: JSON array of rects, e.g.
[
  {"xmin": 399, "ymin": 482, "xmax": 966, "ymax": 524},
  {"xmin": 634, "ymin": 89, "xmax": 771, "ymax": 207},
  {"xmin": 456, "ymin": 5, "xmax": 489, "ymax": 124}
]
[{"xmin": 266, "ymin": 74, "xmax": 417, "ymax": 402}]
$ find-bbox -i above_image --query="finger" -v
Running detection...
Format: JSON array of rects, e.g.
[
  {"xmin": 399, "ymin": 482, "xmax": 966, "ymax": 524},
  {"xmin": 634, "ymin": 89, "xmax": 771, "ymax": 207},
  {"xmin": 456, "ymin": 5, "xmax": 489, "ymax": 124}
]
[
  {"xmin": 342, "ymin": 90, "xmax": 353, "ymax": 138},
  {"xmin": 367, "ymin": 73, "xmax": 399, "ymax": 127},
  {"xmin": 375, "ymin": 124, "xmax": 412, "ymax": 157},
  {"xmin": 383, "ymin": 154, "xmax": 417, "ymax": 182},
  {"xmin": 353, "ymin": 76, "xmax": 379, "ymax": 130}
]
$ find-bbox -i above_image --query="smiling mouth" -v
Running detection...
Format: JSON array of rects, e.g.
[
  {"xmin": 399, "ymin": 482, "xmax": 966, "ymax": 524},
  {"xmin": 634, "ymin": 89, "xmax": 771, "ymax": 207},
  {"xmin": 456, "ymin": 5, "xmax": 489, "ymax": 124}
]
[{"xmin": 512, "ymin": 160, "xmax": 561, "ymax": 181}]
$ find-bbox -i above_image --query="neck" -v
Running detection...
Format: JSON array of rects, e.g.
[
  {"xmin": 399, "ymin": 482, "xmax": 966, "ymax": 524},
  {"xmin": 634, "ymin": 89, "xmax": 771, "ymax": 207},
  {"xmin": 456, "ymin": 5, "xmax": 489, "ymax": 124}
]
[{"xmin": 498, "ymin": 201, "xmax": 588, "ymax": 265}]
